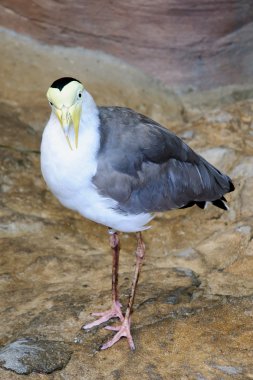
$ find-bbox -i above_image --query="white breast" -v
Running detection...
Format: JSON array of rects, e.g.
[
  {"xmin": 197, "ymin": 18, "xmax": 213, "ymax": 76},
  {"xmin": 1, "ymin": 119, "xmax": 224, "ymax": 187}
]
[{"xmin": 40, "ymin": 94, "xmax": 153, "ymax": 232}]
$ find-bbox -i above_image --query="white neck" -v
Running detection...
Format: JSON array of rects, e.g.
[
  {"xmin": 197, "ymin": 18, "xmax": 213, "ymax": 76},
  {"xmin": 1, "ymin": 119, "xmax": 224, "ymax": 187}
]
[{"xmin": 80, "ymin": 90, "xmax": 99, "ymax": 132}]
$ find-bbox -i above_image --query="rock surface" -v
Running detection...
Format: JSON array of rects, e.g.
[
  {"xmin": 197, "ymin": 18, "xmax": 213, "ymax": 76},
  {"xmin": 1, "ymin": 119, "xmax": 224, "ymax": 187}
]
[
  {"xmin": 0, "ymin": 338, "xmax": 72, "ymax": 374},
  {"xmin": 1, "ymin": 1, "xmax": 253, "ymax": 91},
  {"xmin": 1, "ymin": 30, "xmax": 253, "ymax": 380}
]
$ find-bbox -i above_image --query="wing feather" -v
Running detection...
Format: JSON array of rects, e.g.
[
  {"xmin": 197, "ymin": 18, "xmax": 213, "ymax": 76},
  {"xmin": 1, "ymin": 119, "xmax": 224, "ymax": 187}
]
[{"xmin": 93, "ymin": 107, "xmax": 234, "ymax": 214}]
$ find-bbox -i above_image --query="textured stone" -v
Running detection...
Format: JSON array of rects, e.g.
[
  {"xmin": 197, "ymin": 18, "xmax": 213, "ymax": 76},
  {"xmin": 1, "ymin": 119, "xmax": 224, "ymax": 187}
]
[
  {"xmin": 239, "ymin": 178, "xmax": 253, "ymax": 218},
  {"xmin": 197, "ymin": 226, "xmax": 251, "ymax": 272},
  {"xmin": 205, "ymin": 272, "xmax": 253, "ymax": 297},
  {"xmin": 199, "ymin": 147, "xmax": 237, "ymax": 172},
  {"xmin": 231, "ymin": 157, "xmax": 253, "ymax": 178},
  {"xmin": 0, "ymin": 338, "xmax": 72, "ymax": 375}
]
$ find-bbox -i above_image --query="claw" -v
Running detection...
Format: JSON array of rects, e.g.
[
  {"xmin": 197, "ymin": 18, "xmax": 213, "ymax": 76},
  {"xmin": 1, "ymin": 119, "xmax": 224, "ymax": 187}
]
[
  {"xmin": 101, "ymin": 317, "xmax": 135, "ymax": 350},
  {"xmin": 82, "ymin": 301, "xmax": 124, "ymax": 330}
]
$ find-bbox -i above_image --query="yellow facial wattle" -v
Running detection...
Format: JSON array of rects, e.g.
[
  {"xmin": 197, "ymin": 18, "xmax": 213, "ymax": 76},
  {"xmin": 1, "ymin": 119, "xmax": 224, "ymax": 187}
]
[{"xmin": 46, "ymin": 80, "xmax": 84, "ymax": 149}]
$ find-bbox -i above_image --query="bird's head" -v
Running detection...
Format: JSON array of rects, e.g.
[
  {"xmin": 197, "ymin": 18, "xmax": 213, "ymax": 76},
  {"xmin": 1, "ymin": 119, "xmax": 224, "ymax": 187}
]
[{"xmin": 47, "ymin": 77, "xmax": 84, "ymax": 150}]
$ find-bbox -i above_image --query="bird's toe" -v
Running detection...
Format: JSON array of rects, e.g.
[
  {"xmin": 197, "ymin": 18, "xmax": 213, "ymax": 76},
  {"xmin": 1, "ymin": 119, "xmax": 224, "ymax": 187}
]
[{"xmin": 101, "ymin": 317, "xmax": 135, "ymax": 350}]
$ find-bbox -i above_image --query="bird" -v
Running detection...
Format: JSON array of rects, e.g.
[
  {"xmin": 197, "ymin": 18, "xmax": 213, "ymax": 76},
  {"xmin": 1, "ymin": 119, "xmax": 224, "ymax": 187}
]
[{"xmin": 40, "ymin": 77, "xmax": 234, "ymax": 350}]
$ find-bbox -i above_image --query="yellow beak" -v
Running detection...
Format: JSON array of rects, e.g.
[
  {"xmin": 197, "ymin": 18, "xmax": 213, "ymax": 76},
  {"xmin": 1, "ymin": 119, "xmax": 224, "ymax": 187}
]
[{"xmin": 55, "ymin": 103, "xmax": 82, "ymax": 150}]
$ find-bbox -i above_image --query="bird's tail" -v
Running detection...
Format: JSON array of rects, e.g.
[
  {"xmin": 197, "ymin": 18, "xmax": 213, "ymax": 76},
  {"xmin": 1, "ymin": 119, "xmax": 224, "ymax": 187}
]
[{"xmin": 195, "ymin": 195, "xmax": 229, "ymax": 211}]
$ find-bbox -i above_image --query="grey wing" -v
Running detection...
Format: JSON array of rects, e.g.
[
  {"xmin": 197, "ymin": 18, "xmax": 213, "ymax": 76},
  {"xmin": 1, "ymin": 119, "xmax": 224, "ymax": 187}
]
[{"xmin": 93, "ymin": 107, "xmax": 234, "ymax": 214}]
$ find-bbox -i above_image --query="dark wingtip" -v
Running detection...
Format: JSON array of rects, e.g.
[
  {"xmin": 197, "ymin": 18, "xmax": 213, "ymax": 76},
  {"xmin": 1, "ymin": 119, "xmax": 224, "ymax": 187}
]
[
  {"xmin": 50, "ymin": 77, "xmax": 81, "ymax": 91},
  {"xmin": 212, "ymin": 199, "xmax": 229, "ymax": 211},
  {"xmin": 180, "ymin": 201, "xmax": 206, "ymax": 210},
  {"xmin": 229, "ymin": 180, "xmax": 235, "ymax": 192},
  {"xmin": 196, "ymin": 201, "xmax": 206, "ymax": 209},
  {"xmin": 179, "ymin": 201, "xmax": 195, "ymax": 209}
]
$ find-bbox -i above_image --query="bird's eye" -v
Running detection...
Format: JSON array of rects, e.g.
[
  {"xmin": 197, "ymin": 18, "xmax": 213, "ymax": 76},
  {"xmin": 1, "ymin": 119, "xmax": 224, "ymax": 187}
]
[
  {"xmin": 49, "ymin": 101, "xmax": 53, "ymax": 106},
  {"xmin": 78, "ymin": 93, "xmax": 82, "ymax": 98}
]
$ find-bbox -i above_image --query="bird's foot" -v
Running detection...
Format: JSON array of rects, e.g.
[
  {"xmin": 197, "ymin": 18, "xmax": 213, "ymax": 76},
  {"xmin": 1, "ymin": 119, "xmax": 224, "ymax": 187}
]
[
  {"xmin": 82, "ymin": 301, "xmax": 124, "ymax": 330},
  {"xmin": 101, "ymin": 317, "xmax": 135, "ymax": 350}
]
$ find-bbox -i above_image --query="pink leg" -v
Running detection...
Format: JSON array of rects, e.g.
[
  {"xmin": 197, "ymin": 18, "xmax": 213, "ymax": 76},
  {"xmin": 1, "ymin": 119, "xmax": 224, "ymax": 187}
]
[
  {"xmin": 101, "ymin": 232, "xmax": 145, "ymax": 350},
  {"xmin": 82, "ymin": 229, "xmax": 124, "ymax": 330}
]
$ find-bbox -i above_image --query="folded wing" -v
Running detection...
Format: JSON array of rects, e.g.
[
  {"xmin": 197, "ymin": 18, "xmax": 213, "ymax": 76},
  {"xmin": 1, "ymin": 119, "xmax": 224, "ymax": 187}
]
[{"xmin": 93, "ymin": 107, "xmax": 234, "ymax": 214}]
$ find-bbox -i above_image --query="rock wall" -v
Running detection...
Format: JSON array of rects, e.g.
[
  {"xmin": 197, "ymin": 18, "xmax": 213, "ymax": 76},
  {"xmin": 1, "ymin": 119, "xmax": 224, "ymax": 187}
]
[{"xmin": 1, "ymin": 0, "xmax": 253, "ymax": 91}]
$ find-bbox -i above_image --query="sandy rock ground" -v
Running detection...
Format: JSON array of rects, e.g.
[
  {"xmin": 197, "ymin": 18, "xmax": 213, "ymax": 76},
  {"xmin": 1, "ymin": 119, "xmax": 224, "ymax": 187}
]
[{"xmin": 1, "ymin": 29, "xmax": 253, "ymax": 379}]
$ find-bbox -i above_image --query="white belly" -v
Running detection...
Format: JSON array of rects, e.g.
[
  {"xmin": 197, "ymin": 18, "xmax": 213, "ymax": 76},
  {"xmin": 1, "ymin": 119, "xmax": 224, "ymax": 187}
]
[{"xmin": 40, "ymin": 115, "xmax": 152, "ymax": 232}]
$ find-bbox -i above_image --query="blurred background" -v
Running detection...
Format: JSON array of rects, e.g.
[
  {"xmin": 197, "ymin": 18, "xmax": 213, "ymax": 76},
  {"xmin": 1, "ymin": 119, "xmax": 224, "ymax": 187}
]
[
  {"xmin": 1, "ymin": 0, "xmax": 253, "ymax": 128},
  {"xmin": 1, "ymin": 0, "xmax": 253, "ymax": 90},
  {"xmin": 1, "ymin": 2, "xmax": 253, "ymax": 379}
]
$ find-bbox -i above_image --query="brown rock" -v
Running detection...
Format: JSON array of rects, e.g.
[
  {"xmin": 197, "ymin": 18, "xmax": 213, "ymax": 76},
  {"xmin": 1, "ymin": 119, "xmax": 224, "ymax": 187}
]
[
  {"xmin": 205, "ymin": 272, "xmax": 253, "ymax": 297},
  {"xmin": 0, "ymin": 28, "xmax": 183, "ymax": 131},
  {"xmin": 241, "ymin": 115, "xmax": 252, "ymax": 124},
  {"xmin": 0, "ymin": 1, "xmax": 253, "ymax": 90},
  {"xmin": 199, "ymin": 147, "xmax": 237, "ymax": 173}
]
